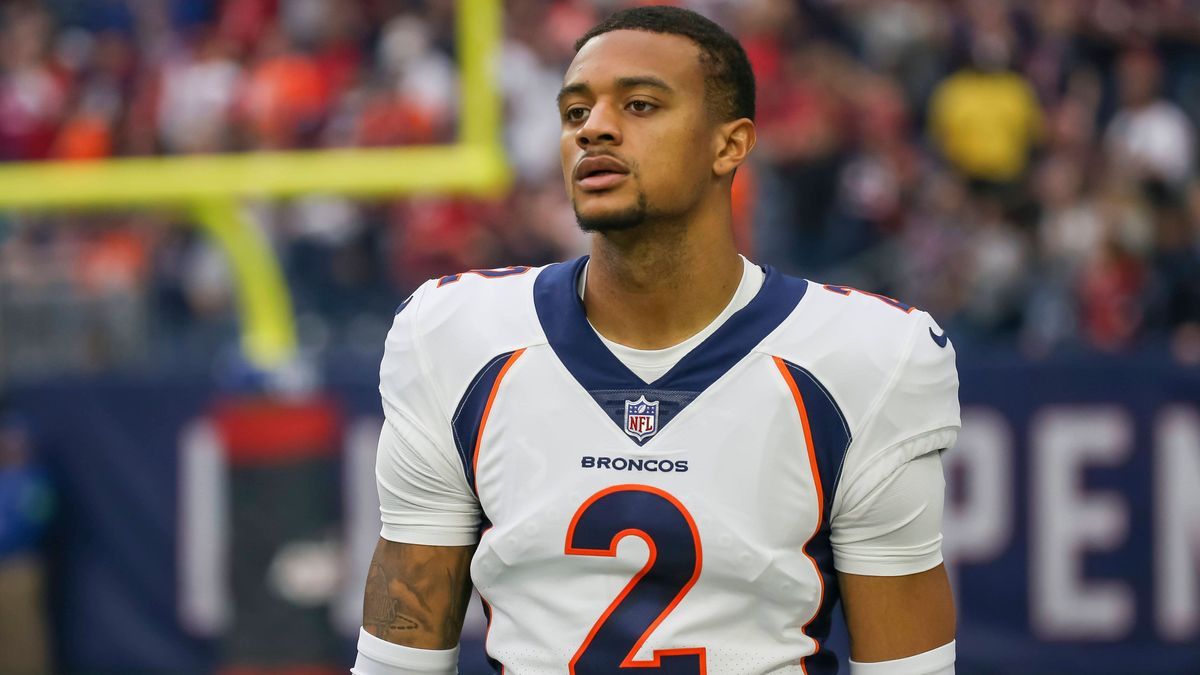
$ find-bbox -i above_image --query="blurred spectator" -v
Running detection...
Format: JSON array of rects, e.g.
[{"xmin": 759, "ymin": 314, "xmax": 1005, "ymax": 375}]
[
  {"xmin": 755, "ymin": 39, "xmax": 854, "ymax": 273},
  {"xmin": 960, "ymin": 195, "xmax": 1033, "ymax": 336},
  {"xmin": 843, "ymin": 0, "xmax": 948, "ymax": 107},
  {"xmin": 501, "ymin": 30, "xmax": 570, "ymax": 180},
  {"xmin": 1077, "ymin": 236, "xmax": 1146, "ymax": 350},
  {"xmin": 1104, "ymin": 47, "xmax": 1195, "ymax": 188},
  {"xmin": 0, "ymin": 399, "xmax": 54, "ymax": 675},
  {"xmin": 1150, "ymin": 182, "xmax": 1200, "ymax": 361},
  {"xmin": 1020, "ymin": 153, "xmax": 1098, "ymax": 352},
  {"xmin": 0, "ymin": 5, "xmax": 65, "ymax": 161},
  {"xmin": 893, "ymin": 170, "xmax": 975, "ymax": 322},
  {"xmin": 1034, "ymin": 154, "xmax": 1103, "ymax": 272},
  {"xmin": 377, "ymin": 14, "xmax": 457, "ymax": 141},
  {"xmin": 240, "ymin": 28, "xmax": 328, "ymax": 149},
  {"xmin": 928, "ymin": 9, "xmax": 1043, "ymax": 185},
  {"xmin": 158, "ymin": 33, "xmax": 241, "ymax": 153}
]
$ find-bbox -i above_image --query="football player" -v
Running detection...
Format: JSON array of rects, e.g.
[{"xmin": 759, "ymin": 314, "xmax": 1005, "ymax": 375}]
[{"xmin": 355, "ymin": 6, "xmax": 958, "ymax": 674}]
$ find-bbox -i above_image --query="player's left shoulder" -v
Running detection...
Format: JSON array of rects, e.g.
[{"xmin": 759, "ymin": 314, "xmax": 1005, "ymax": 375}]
[
  {"xmin": 762, "ymin": 276, "xmax": 958, "ymax": 432},
  {"xmin": 768, "ymin": 278, "xmax": 954, "ymax": 373},
  {"xmin": 782, "ymin": 283, "xmax": 961, "ymax": 507},
  {"xmin": 825, "ymin": 282, "xmax": 956, "ymax": 377}
]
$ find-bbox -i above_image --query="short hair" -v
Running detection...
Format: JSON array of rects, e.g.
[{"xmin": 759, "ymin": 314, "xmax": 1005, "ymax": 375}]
[{"xmin": 573, "ymin": 5, "xmax": 756, "ymax": 122}]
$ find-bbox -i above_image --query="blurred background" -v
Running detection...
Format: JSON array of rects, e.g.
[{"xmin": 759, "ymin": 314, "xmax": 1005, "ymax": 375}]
[{"xmin": 0, "ymin": 0, "xmax": 1198, "ymax": 673}]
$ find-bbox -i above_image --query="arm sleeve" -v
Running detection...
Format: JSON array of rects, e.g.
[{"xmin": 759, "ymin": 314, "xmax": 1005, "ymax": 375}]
[
  {"xmin": 376, "ymin": 412, "xmax": 481, "ymax": 546},
  {"xmin": 831, "ymin": 311, "xmax": 960, "ymax": 576},
  {"xmin": 353, "ymin": 628, "xmax": 458, "ymax": 674},
  {"xmin": 376, "ymin": 282, "xmax": 481, "ymax": 546},
  {"xmin": 830, "ymin": 450, "xmax": 947, "ymax": 576},
  {"xmin": 849, "ymin": 640, "xmax": 955, "ymax": 674}
]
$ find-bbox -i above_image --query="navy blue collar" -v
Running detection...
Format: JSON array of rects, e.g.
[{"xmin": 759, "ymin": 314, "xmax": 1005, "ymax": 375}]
[{"xmin": 533, "ymin": 256, "xmax": 808, "ymax": 396}]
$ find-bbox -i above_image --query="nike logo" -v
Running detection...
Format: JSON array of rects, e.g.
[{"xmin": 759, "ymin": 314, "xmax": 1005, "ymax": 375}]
[{"xmin": 929, "ymin": 327, "xmax": 949, "ymax": 348}]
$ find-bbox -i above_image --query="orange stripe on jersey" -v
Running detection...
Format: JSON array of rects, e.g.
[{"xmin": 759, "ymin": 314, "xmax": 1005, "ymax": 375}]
[
  {"xmin": 773, "ymin": 356, "xmax": 826, "ymax": 674},
  {"xmin": 477, "ymin": 593, "xmax": 505, "ymax": 674},
  {"xmin": 472, "ymin": 348, "xmax": 526, "ymax": 485},
  {"xmin": 471, "ymin": 349, "xmax": 524, "ymax": 673},
  {"xmin": 774, "ymin": 357, "xmax": 824, "ymax": 513}
]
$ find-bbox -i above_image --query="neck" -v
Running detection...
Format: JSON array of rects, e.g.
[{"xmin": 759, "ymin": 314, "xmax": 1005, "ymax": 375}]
[{"xmin": 583, "ymin": 202, "xmax": 742, "ymax": 350}]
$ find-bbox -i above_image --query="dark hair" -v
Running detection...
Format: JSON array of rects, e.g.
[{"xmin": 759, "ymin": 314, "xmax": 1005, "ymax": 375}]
[{"xmin": 573, "ymin": 5, "xmax": 756, "ymax": 122}]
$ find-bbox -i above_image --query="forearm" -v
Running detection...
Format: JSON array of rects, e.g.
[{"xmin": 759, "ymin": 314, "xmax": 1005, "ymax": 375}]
[
  {"xmin": 361, "ymin": 538, "xmax": 476, "ymax": 649},
  {"xmin": 839, "ymin": 564, "xmax": 956, "ymax": 662}
]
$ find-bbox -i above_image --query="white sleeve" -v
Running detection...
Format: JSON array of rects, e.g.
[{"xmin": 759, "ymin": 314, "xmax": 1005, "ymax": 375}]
[
  {"xmin": 353, "ymin": 628, "xmax": 458, "ymax": 674},
  {"xmin": 832, "ymin": 311, "xmax": 960, "ymax": 576},
  {"xmin": 376, "ymin": 412, "xmax": 481, "ymax": 546},
  {"xmin": 830, "ymin": 450, "xmax": 946, "ymax": 575},
  {"xmin": 376, "ymin": 282, "xmax": 481, "ymax": 546},
  {"xmin": 850, "ymin": 640, "xmax": 955, "ymax": 674}
]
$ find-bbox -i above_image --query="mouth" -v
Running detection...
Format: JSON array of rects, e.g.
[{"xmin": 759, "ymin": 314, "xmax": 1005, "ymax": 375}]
[{"xmin": 574, "ymin": 156, "xmax": 630, "ymax": 192}]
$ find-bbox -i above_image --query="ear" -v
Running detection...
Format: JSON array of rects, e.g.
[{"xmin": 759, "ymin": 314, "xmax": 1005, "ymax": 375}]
[{"xmin": 712, "ymin": 118, "xmax": 756, "ymax": 179}]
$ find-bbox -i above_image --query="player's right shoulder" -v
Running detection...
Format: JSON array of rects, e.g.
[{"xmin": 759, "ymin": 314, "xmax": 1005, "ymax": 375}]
[
  {"xmin": 381, "ymin": 263, "xmax": 551, "ymax": 420},
  {"xmin": 400, "ymin": 263, "xmax": 547, "ymax": 349}
]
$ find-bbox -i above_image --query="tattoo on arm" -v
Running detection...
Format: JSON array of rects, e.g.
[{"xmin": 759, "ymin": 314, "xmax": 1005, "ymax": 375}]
[
  {"xmin": 363, "ymin": 561, "xmax": 421, "ymax": 632},
  {"xmin": 361, "ymin": 538, "xmax": 476, "ymax": 649}
]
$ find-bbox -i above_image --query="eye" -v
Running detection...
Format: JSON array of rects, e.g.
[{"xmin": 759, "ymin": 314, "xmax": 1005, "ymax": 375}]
[
  {"xmin": 627, "ymin": 100, "xmax": 656, "ymax": 113},
  {"xmin": 564, "ymin": 106, "xmax": 589, "ymax": 123}
]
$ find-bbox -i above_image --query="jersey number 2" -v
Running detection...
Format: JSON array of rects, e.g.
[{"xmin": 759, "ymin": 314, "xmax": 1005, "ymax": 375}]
[{"xmin": 565, "ymin": 485, "xmax": 707, "ymax": 674}]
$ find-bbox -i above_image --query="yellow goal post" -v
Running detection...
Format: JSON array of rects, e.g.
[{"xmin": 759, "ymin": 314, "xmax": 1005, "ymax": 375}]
[{"xmin": 0, "ymin": 0, "xmax": 510, "ymax": 369}]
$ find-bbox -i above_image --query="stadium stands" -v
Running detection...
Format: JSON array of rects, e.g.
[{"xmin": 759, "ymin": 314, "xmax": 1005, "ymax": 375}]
[{"xmin": 1, "ymin": 1, "xmax": 1198, "ymax": 377}]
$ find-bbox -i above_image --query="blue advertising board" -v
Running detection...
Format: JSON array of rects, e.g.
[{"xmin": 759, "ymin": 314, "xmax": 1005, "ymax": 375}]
[{"xmin": 8, "ymin": 353, "xmax": 1200, "ymax": 674}]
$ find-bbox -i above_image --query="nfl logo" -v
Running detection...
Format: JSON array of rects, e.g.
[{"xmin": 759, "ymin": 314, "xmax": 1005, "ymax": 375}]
[{"xmin": 624, "ymin": 395, "xmax": 660, "ymax": 441}]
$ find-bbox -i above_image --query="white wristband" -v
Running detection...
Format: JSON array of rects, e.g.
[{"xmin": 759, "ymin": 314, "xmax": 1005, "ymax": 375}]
[
  {"xmin": 352, "ymin": 628, "xmax": 459, "ymax": 675},
  {"xmin": 849, "ymin": 640, "xmax": 955, "ymax": 674}
]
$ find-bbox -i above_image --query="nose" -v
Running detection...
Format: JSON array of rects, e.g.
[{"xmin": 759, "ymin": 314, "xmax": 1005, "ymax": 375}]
[{"xmin": 575, "ymin": 101, "xmax": 621, "ymax": 149}]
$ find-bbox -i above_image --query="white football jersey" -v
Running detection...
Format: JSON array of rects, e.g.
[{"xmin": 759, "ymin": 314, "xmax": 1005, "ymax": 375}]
[{"xmin": 375, "ymin": 257, "xmax": 960, "ymax": 675}]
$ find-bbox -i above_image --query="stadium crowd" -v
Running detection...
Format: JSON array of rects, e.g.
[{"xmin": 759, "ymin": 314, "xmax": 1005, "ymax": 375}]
[{"xmin": 1, "ymin": 0, "xmax": 1199, "ymax": 378}]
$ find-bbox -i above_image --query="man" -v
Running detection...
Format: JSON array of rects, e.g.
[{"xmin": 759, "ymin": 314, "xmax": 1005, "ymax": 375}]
[
  {"xmin": 927, "ymin": 26, "xmax": 1042, "ymax": 186},
  {"xmin": 1104, "ymin": 47, "xmax": 1195, "ymax": 188},
  {"xmin": 0, "ymin": 400, "xmax": 54, "ymax": 675},
  {"xmin": 355, "ymin": 6, "xmax": 958, "ymax": 674}
]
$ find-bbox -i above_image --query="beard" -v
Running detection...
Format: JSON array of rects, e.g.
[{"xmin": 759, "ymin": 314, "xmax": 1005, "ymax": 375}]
[{"xmin": 574, "ymin": 190, "xmax": 650, "ymax": 233}]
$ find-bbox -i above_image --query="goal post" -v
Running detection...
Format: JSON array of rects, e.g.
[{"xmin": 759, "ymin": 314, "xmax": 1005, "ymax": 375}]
[{"xmin": 0, "ymin": 0, "xmax": 510, "ymax": 368}]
